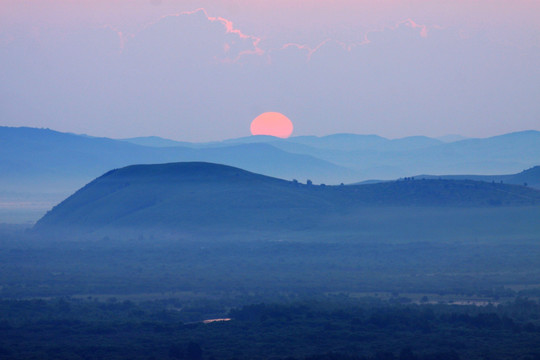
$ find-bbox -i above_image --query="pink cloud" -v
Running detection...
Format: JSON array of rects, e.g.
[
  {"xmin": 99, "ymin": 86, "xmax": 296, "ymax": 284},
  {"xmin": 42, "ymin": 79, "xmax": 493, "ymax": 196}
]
[
  {"xmin": 123, "ymin": 7, "xmax": 264, "ymax": 64},
  {"xmin": 179, "ymin": 8, "xmax": 264, "ymax": 61},
  {"xmin": 102, "ymin": 24, "xmax": 127, "ymax": 53},
  {"xmin": 362, "ymin": 18, "xmax": 432, "ymax": 43},
  {"xmin": 399, "ymin": 18, "xmax": 429, "ymax": 38},
  {"xmin": 270, "ymin": 18, "xmax": 431, "ymax": 63},
  {"xmin": 279, "ymin": 40, "xmax": 331, "ymax": 61}
]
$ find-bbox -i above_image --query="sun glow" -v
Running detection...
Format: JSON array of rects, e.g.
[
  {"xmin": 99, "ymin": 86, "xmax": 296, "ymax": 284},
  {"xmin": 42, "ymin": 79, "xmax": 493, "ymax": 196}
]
[{"xmin": 250, "ymin": 112, "xmax": 294, "ymax": 138}]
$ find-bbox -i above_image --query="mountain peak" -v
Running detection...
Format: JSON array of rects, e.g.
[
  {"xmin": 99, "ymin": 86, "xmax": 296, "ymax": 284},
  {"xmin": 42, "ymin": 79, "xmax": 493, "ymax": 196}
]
[{"xmin": 101, "ymin": 162, "xmax": 274, "ymax": 183}]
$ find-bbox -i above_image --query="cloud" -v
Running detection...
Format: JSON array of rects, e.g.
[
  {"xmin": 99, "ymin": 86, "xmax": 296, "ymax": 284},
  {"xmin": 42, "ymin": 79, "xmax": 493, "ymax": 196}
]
[
  {"xmin": 124, "ymin": 8, "xmax": 263, "ymax": 65},
  {"xmin": 399, "ymin": 19, "xmax": 428, "ymax": 38},
  {"xmin": 182, "ymin": 8, "xmax": 265, "ymax": 60},
  {"xmin": 269, "ymin": 40, "xmax": 330, "ymax": 64},
  {"xmin": 267, "ymin": 18, "xmax": 430, "ymax": 65}
]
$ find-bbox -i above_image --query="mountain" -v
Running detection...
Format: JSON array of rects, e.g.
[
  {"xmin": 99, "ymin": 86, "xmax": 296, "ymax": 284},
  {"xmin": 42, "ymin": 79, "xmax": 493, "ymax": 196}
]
[
  {"xmin": 218, "ymin": 131, "xmax": 540, "ymax": 180},
  {"xmin": 120, "ymin": 136, "xmax": 193, "ymax": 148},
  {"xmin": 222, "ymin": 131, "xmax": 540, "ymax": 180},
  {"xmin": 3, "ymin": 126, "xmax": 540, "ymax": 225},
  {"xmin": 34, "ymin": 162, "xmax": 540, "ymax": 235},
  {"xmin": 280, "ymin": 130, "xmax": 540, "ymax": 178},
  {"xmin": 120, "ymin": 133, "xmax": 444, "ymax": 152},
  {"xmin": 436, "ymin": 134, "xmax": 469, "ymax": 143},
  {"xmin": 413, "ymin": 166, "xmax": 540, "ymax": 189},
  {"xmin": 33, "ymin": 162, "xmax": 331, "ymax": 234},
  {"xmin": 357, "ymin": 166, "xmax": 540, "ymax": 189},
  {"xmin": 289, "ymin": 134, "xmax": 443, "ymax": 152},
  {"xmin": 0, "ymin": 126, "xmax": 353, "ymax": 195}
]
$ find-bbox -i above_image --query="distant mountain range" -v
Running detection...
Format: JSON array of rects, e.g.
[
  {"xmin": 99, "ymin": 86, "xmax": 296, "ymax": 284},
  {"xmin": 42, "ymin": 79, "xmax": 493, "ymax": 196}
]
[
  {"xmin": 1, "ymin": 126, "xmax": 540, "ymax": 216},
  {"xmin": 0, "ymin": 126, "xmax": 349, "ymax": 195},
  {"xmin": 125, "ymin": 130, "xmax": 540, "ymax": 180},
  {"xmin": 34, "ymin": 162, "xmax": 540, "ymax": 235}
]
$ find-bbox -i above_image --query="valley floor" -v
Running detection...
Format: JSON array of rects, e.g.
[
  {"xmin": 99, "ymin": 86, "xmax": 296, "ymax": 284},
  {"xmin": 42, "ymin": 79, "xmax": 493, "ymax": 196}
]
[{"xmin": 1, "ymin": 204, "xmax": 539, "ymax": 359}]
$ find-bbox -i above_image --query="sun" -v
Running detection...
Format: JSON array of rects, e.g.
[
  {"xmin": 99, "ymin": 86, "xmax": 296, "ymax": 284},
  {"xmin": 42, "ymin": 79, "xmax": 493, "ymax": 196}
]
[{"xmin": 250, "ymin": 112, "xmax": 294, "ymax": 138}]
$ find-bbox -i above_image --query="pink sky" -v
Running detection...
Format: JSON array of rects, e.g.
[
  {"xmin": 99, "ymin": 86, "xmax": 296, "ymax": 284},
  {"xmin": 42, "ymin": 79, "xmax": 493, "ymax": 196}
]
[
  {"xmin": 1, "ymin": 0, "xmax": 539, "ymax": 141},
  {"xmin": 4, "ymin": 1, "xmax": 539, "ymax": 41}
]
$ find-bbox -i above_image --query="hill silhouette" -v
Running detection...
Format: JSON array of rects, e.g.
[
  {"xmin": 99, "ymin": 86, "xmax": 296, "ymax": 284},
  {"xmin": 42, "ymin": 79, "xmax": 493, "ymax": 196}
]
[
  {"xmin": 359, "ymin": 166, "xmax": 540, "ymax": 189},
  {"xmin": 34, "ymin": 162, "xmax": 540, "ymax": 235},
  {"xmin": 413, "ymin": 166, "xmax": 540, "ymax": 189}
]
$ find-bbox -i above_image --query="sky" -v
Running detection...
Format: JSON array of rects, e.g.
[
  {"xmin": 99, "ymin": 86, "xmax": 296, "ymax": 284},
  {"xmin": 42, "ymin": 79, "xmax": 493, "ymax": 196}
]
[{"xmin": 1, "ymin": 0, "xmax": 539, "ymax": 141}]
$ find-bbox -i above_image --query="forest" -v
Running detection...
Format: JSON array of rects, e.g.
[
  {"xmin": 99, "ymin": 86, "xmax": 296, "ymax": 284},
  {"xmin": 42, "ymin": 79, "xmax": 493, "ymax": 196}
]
[
  {"xmin": 2, "ymin": 217, "xmax": 540, "ymax": 359},
  {"xmin": 1, "ymin": 296, "xmax": 540, "ymax": 360}
]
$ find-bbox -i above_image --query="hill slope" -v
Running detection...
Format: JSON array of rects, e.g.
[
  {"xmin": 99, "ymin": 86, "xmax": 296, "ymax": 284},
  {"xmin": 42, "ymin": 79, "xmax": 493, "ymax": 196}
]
[
  {"xmin": 34, "ymin": 162, "xmax": 540, "ymax": 235},
  {"xmin": 414, "ymin": 166, "xmax": 540, "ymax": 189},
  {"xmin": 358, "ymin": 166, "xmax": 540, "ymax": 189}
]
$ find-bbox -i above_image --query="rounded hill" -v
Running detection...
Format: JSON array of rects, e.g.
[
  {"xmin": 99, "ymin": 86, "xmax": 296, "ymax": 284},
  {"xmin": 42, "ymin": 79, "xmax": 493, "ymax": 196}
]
[{"xmin": 34, "ymin": 162, "xmax": 540, "ymax": 235}]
